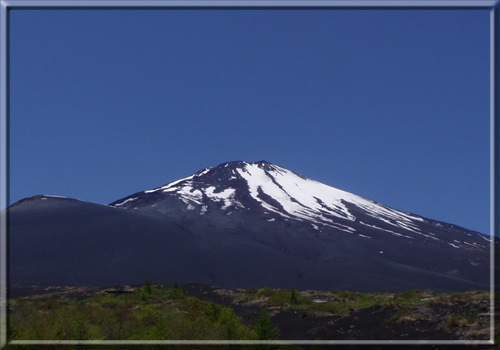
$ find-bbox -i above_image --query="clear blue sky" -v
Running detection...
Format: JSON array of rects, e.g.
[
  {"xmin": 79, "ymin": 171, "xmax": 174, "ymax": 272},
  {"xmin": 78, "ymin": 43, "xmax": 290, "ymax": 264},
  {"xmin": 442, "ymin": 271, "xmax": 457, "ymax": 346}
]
[{"xmin": 9, "ymin": 8, "xmax": 491, "ymax": 235}]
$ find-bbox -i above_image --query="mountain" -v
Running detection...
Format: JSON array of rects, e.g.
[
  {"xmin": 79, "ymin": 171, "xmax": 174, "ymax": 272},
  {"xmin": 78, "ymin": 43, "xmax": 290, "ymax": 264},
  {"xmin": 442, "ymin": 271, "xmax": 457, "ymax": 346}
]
[{"xmin": 9, "ymin": 161, "xmax": 493, "ymax": 292}]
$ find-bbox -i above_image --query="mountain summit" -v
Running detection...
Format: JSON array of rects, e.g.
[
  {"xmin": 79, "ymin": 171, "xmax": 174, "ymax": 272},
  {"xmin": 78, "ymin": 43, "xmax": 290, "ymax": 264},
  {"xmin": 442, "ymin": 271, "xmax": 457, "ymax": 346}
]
[
  {"xmin": 10, "ymin": 161, "xmax": 492, "ymax": 291},
  {"xmin": 111, "ymin": 161, "xmax": 487, "ymax": 246},
  {"xmin": 112, "ymin": 160, "xmax": 373, "ymax": 227}
]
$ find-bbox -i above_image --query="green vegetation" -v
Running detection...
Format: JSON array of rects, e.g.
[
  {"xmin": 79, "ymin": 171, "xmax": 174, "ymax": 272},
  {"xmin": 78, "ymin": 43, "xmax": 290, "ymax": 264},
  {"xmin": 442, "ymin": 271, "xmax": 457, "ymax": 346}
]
[
  {"xmin": 144, "ymin": 280, "xmax": 152, "ymax": 295},
  {"xmin": 290, "ymin": 287, "xmax": 298, "ymax": 304},
  {"xmin": 8, "ymin": 284, "xmax": 491, "ymax": 342},
  {"xmin": 9, "ymin": 284, "xmax": 261, "ymax": 340},
  {"xmin": 224, "ymin": 286, "xmax": 490, "ymax": 319},
  {"xmin": 445, "ymin": 307, "xmax": 482, "ymax": 330},
  {"xmin": 230, "ymin": 287, "xmax": 387, "ymax": 316},
  {"xmin": 254, "ymin": 309, "xmax": 280, "ymax": 340}
]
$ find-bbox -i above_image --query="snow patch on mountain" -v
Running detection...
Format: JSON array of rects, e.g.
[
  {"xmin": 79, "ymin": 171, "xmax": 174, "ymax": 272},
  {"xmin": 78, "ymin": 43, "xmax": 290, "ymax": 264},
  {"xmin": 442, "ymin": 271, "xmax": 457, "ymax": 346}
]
[
  {"xmin": 360, "ymin": 221, "xmax": 414, "ymax": 239},
  {"xmin": 114, "ymin": 197, "xmax": 138, "ymax": 207}
]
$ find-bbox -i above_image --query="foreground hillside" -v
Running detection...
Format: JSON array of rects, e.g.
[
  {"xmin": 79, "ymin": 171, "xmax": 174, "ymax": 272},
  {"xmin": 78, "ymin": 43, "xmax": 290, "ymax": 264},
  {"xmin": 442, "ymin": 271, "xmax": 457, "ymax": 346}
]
[{"xmin": 8, "ymin": 283, "xmax": 495, "ymax": 344}]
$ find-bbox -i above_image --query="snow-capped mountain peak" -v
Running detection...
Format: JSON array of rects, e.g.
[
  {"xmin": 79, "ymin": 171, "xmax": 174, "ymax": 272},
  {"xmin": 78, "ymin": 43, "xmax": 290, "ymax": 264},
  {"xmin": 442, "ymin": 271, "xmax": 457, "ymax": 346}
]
[{"xmin": 110, "ymin": 161, "xmax": 486, "ymax": 247}]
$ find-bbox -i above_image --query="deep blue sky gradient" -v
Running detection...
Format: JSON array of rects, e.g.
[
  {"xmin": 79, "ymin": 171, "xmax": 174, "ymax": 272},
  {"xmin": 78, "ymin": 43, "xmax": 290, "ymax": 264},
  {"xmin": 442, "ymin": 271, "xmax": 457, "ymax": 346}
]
[{"xmin": 9, "ymin": 8, "xmax": 491, "ymax": 234}]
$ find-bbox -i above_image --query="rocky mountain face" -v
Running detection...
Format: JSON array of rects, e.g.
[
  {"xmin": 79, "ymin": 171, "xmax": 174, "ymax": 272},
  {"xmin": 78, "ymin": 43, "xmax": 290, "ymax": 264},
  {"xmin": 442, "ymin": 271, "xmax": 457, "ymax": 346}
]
[{"xmin": 9, "ymin": 161, "xmax": 493, "ymax": 291}]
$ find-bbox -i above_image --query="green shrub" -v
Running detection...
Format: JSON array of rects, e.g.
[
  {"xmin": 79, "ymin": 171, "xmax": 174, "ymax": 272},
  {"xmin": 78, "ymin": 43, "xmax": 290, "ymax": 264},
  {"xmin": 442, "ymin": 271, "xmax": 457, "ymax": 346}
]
[
  {"xmin": 290, "ymin": 287, "xmax": 298, "ymax": 304},
  {"xmin": 311, "ymin": 302, "xmax": 350, "ymax": 316},
  {"xmin": 166, "ymin": 286, "xmax": 186, "ymax": 299},
  {"xmin": 446, "ymin": 314, "xmax": 468, "ymax": 329},
  {"xmin": 267, "ymin": 290, "xmax": 291, "ymax": 307},
  {"xmin": 144, "ymin": 280, "xmax": 152, "ymax": 295},
  {"xmin": 253, "ymin": 309, "xmax": 280, "ymax": 340},
  {"xmin": 394, "ymin": 289, "xmax": 424, "ymax": 306},
  {"xmin": 257, "ymin": 288, "xmax": 274, "ymax": 297}
]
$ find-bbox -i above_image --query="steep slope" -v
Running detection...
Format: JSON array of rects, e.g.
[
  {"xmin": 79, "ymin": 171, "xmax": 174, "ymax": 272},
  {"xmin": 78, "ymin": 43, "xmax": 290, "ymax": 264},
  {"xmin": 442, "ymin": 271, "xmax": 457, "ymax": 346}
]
[{"xmin": 9, "ymin": 161, "xmax": 492, "ymax": 291}]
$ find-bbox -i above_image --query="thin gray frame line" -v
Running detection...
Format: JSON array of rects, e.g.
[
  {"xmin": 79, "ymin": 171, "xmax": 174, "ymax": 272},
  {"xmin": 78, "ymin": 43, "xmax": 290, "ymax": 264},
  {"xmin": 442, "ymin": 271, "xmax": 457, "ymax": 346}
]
[
  {"xmin": 9, "ymin": 339, "xmax": 494, "ymax": 345},
  {"xmin": 490, "ymin": 2, "xmax": 499, "ymax": 345},
  {"xmin": 0, "ymin": 0, "xmax": 497, "ymax": 348},
  {"xmin": 7, "ymin": 339, "xmax": 496, "ymax": 345},
  {"xmin": 1, "ymin": 0, "xmax": 499, "ymax": 8},
  {"xmin": 0, "ymin": 0, "xmax": 7, "ymax": 348}
]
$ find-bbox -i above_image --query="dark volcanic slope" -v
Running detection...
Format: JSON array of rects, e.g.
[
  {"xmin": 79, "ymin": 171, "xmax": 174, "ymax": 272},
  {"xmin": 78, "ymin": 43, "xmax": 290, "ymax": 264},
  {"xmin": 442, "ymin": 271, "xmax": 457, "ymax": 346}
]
[{"xmin": 9, "ymin": 161, "xmax": 493, "ymax": 291}]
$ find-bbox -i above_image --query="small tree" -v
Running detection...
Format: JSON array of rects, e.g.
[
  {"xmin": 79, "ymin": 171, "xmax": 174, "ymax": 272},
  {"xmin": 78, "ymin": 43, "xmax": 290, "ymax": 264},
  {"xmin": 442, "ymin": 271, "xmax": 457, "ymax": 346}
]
[
  {"xmin": 144, "ymin": 280, "xmax": 152, "ymax": 295},
  {"xmin": 290, "ymin": 287, "xmax": 298, "ymax": 304},
  {"xmin": 254, "ymin": 309, "xmax": 280, "ymax": 340}
]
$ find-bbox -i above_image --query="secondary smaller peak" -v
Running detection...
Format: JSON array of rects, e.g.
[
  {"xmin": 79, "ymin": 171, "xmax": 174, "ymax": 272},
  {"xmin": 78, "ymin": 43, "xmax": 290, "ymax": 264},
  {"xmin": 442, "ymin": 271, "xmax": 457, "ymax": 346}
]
[{"xmin": 9, "ymin": 194, "xmax": 70, "ymax": 208}]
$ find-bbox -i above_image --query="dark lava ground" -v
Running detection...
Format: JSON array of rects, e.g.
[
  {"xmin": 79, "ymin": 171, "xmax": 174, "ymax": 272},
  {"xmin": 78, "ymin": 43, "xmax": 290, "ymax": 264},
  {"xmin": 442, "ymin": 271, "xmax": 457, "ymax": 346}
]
[{"xmin": 182, "ymin": 284, "xmax": 492, "ymax": 341}]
